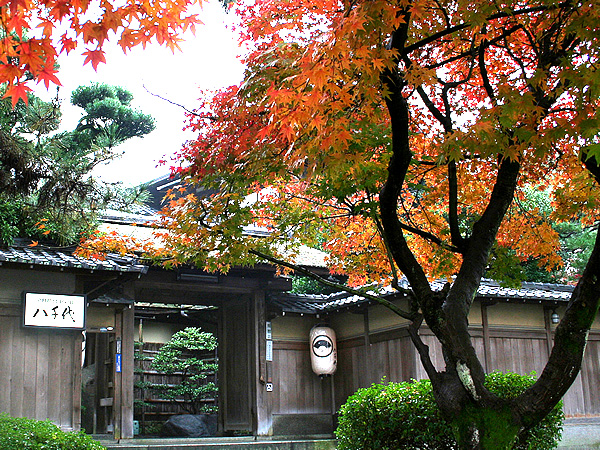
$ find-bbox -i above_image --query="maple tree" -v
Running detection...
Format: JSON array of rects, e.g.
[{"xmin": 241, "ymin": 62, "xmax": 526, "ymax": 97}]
[
  {"xmin": 78, "ymin": 0, "xmax": 600, "ymax": 447},
  {"xmin": 0, "ymin": 0, "xmax": 201, "ymax": 106}
]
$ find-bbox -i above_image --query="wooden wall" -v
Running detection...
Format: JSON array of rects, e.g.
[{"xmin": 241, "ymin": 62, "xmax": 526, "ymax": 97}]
[
  {"xmin": 561, "ymin": 336, "xmax": 600, "ymax": 417},
  {"xmin": 333, "ymin": 324, "xmax": 600, "ymax": 418},
  {"xmin": 0, "ymin": 303, "xmax": 82, "ymax": 430},
  {"xmin": 271, "ymin": 341, "xmax": 333, "ymax": 415}
]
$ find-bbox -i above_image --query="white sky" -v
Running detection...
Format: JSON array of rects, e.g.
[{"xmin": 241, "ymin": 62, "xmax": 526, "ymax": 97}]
[{"xmin": 32, "ymin": 0, "xmax": 245, "ymax": 187}]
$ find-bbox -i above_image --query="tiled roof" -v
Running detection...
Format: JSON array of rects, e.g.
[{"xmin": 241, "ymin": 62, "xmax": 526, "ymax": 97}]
[
  {"xmin": 268, "ymin": 279, "xmax": 575, "ymax": 315},
  {"xmin": 475, "ymin": 280, "xmax": 573, "ymax": 301},
  {"xmin": 0, "ymin": 246, "xmax": 148, "ymax": 274}
]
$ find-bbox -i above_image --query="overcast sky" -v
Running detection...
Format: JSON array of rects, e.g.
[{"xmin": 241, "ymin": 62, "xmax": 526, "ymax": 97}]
[{"xmin": 33, "ymin": 0, "xmax": 245, "ymax": 187}]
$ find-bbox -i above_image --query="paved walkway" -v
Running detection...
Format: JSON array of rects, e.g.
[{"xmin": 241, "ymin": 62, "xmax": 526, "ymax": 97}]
[
  {"xmin": 97, "ymin": 419, "xmax": 600, "ymax": 450},
  {"xmin": 559, "ymin": 418, "xmax": 600, "ymax": 449}
]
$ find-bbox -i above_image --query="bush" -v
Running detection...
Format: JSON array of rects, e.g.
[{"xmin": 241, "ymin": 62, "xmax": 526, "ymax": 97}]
[
  {"xmin": 0, "ymin": 413, "xmax": 106, "ymax": 450},
  {"xmin": 150, "ymin": 327, "xmax": 218, "ymax": 415},
  {"xmin": 335, "ymin": 372, "xmax": 564, "ymax": 450},
  {"xmin": 336, "ymin": 378, "xmax": 454, "ymax": 449}
]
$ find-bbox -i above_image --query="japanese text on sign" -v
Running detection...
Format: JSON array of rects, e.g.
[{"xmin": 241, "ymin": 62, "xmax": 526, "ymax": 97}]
[{"xmin": 23, "ymin": 292, "xmax": 86, "ymax": 329}]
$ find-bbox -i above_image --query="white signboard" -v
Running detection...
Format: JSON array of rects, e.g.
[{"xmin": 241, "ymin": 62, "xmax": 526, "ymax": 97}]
[
  {"xmin": 23, "ymin": 292, "xmax": 86, "ymax": 330},
  {"xmin": 266, "ymin": 339, "xmax": 273, "ymax": 361}
]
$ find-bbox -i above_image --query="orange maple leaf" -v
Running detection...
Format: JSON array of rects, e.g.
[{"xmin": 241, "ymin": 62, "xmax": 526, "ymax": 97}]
[
  {"xmin": 37, "ymin": 65, "xmax": 62, "ymax": 89},
  {"xmin": 14, "ymin": 42, "xmax": 44, "ymax": 71},
  {"xmin": 6, "ymin": 0, "xmax": 29, "ymax": 16},
  {"xmin": 36, "ymin": 19, "xmax": 55, "ymax": 37},
  {"xmin": 60, "ymin": 36, "xmax": 78, "ymax": 54},
  {"xmin": 6, "ymin": 13, "xmax": 30, "ymax": 38},
  {"xmin": 82, "ymin": 48, "xmax": 107, "ymax": 70},
  {"xmin": 0, "ymin": 63, "xmax": 24, "ymax": 84},
  {"xmin": 48, "ymin": 1, "xmax": 73, "ymax": 21},
  {"xmin": 3, "ymin": 82, "xmax": 32, "ymax": 107}
]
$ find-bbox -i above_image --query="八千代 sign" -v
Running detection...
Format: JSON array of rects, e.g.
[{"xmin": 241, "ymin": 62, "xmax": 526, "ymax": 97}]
[{"xmin": 23, "ymin": 292, "xmax": 86, "ymax": 330}]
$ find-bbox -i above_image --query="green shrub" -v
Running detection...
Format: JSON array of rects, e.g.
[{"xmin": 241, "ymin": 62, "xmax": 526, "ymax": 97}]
[
  {"xmin": 150, "ymin": 327, "xmax": 218, "ymax": 415},
  {"xmin": 336, "ymin": 378, "xmax": 454, "ymax": 449},
  {"xmin": 335, "ymin": 372, "xmax": 564, "ymax": 450},
  {"xmin": 0, "ymin": 413, "xmax": 106, "ymax": 450}
]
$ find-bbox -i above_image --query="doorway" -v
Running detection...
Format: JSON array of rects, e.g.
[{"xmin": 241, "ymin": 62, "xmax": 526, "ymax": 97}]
[{"xmin": 81, "ymin": 331, "xmax": 117, "ymax": 435}]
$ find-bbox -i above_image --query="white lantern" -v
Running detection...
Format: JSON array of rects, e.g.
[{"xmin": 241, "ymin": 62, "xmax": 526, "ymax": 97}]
[{"xmin": 309, "ymin": 325, "xmax": 337, "ymax": 376}]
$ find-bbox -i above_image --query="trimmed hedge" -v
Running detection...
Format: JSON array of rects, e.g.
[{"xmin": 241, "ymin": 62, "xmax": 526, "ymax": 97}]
[
  {"xmin": 335, "ymin": 372, "xmax": 564, "ymax": 450},
  {"xmin": 0, "ymin": 414, "xmax": 106, "ymax": 450}
]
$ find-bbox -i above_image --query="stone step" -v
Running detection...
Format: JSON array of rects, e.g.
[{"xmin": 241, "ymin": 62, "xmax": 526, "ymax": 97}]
[{"xmin": 97, "ymin": 436, "xmax": 337, "ymax": 450}]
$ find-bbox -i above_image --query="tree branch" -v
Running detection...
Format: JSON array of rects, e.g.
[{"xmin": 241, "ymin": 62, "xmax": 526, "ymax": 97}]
[
  {"xmin": 399, "ymin": 219, "xmax": 461, "ymax": 253},
  {"xmin": 448, "ymin": 160, "xmax": 467, "ymax": 251},
  {"xmin": 407, "ymin": 313, "xmax": 441, "ymax": 382},
  {"xmin": 403, "ymin": 5, "xmax": 553, "ymax": 55},
  {"xmin": 249, "ymin": 249, "xmax": 416, "ymax": 320},
  {"xmin": 517, "ymin": 225, "xmax": 600, "ymax": 427},
  {"xmin": 143, "ymin": 85, "xmax": 217, "ymax": 120}
]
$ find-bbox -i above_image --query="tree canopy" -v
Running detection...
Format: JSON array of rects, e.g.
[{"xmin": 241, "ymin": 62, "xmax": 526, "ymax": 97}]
[{"xmin": 154, "ymin": 0, "xmax": 599, "ymax": 284}]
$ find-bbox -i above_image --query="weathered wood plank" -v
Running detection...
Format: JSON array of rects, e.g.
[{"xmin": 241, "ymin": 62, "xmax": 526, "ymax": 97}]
[
  {"xmin": 46, "ymin": 329, "xmax": 62, "ymax": 425},
  {"xmin": 10, "ymin": 318, "xmax": 25, "ymax": 418},
  {"xmin": 0, "ymin": 314, "xmax": 15, "ymax": 414},
  {"xmin": 59, "ymin": 331, "xmax": 75, "ymax": 429},
  {"xmin": 35, "ymin": 330, "xmax": 50, "ymax": 421},
  {"xmin": 23, "ymin": 329, "xmax": 38, "ymax": 419},
  {"xmin": 221, "ymin": 300, "xmax": 252, "ymax": 430}
]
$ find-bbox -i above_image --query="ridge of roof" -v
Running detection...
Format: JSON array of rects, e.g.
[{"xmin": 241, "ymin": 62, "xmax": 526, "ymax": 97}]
[{"xmin": 269, "ymin": 278, "xmax": 575, "ymax": 315}]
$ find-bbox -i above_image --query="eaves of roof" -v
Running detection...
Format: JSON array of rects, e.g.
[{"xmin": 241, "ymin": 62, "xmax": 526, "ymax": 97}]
[
  {"xmin": 268, "ymin": 279, "xmax": 575, "ymax": 316},
  {"xmin": 0, "ymin": 246, "xmax": 148, "ymax": 274}
]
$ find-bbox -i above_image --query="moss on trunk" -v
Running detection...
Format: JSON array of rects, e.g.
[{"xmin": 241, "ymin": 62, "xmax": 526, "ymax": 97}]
[{"xmin": 451, "ymin": 404, "xmax": 520, "ymax": 450}]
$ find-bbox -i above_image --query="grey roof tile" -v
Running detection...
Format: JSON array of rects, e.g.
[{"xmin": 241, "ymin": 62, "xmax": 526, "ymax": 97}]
[
  {"xmin": 0, "ymin": 246, "xmax": 148, "ymax": 274},
  {"xmin": 269, "ymin": 278, "xmax": 575, "ymax": 315}
]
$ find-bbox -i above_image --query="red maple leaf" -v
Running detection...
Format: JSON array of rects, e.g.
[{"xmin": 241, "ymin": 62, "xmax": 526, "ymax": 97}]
[
  {"xmin": 82, "ymin": 48, "xmax": 106, "ymax": 70},
  {"xmin": 36, "ymin": 65, "xmax": 62, "ymax": 89},
  {"xmin": 3, "ymin": 82, "xmax": 32, "ymax": 107},
  {"xmin": 60, "ymin": 35, "xmax": 78, "ymax": 54}
]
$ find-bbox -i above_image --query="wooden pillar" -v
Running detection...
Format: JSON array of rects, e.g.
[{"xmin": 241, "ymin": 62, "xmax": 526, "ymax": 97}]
[
  {"xmin": 120, "ymin": 304, "xmax": 135, "ymax": 439},
  {"xmin": 71, "ymin": 330, "xmax": 83, "ymax": 431},
  {"xmin": 111, "ymin": 304, "xmax": 134, "ymax": 440},
  {"xmin": 113, "ymin": 310, "xmax": 122, "ymax": 439},
  {"xmin": 544, "ymin": 307, "xmax": 554, "ymax": 358},
  {"xmin": 481, "ymin": 302, "xmax": 491, "ymax": 372},
  {"xmin": 253, "ymin": 290, "xmax": 273, "ymax": 435}
]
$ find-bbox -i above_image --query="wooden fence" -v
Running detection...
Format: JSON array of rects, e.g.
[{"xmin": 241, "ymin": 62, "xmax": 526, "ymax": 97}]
[
  {"xmin": 0, "ymin": 304, "xmax": 82, "ymax": 431},
  {"xmin": 133, "ymin": 342, "xmax": 217, "ymax": 429},
  {"xmin": 334, "ymin": 327, "xmax": 600, "ymax": 418}
]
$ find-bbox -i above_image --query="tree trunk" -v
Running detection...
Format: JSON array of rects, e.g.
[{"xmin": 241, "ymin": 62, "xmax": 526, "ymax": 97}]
[
  {"xmin": 451, "ymin": 405, "xmax": 520, "ymax": 450},
  {"xmin": 429, "ymin": 356, "xmax": 523, "ymax": 449}
]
